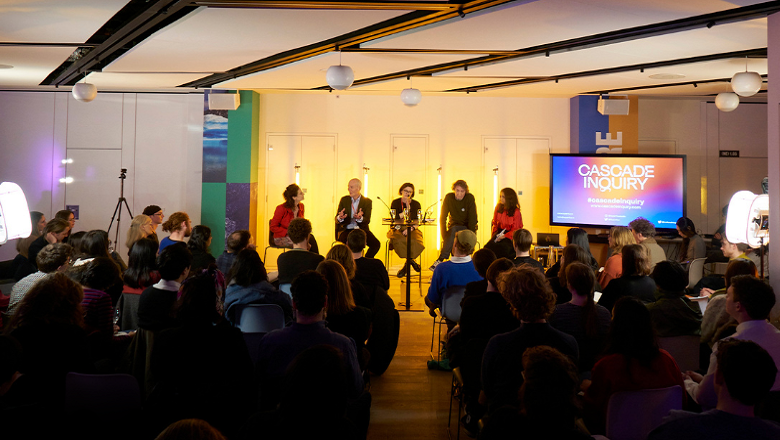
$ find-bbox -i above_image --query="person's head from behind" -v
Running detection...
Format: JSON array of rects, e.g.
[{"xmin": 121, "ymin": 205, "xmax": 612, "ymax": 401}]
[
  {"xmin": 226, "ymin": 230, "xmax": 251, "ymax": 253},
  {"xmin": 187, "ymin": 225, "xmax": 212, "ymax": 252},
  {"xmin": 486, "ymin": 258, "xmax": 514, "ymax": 291},
  {"xmin": 36, "ymin": 243, "xmax": 73, "ymax": 274},
  {"xmin": 281, "ymin": 345, "xmax": 349, "ymax": 418},
  {"xmin": 454, "ymin": 230, "xmax": 477, "ymax": 256},
  {"xmin": 157, "ymin": 242, "xmax": 192, "ymax": 281},
  {"xmin": 316, "ymin": 260, "xmax": 355, "ymax": 316},
  {"xmin": 566, "ymin": 227, "xmax": 590, "ymax": 249},
  {"xmin": 727, "ymin": 275, "xmax": 776, "ymax": 322},
  {"xmin": 82, "ymin": 230, "xmax": 111, "ymax": 259},
  {"xmin": 715, "ymin": 339, "xmax": 778, "ymax": 407},
  {"xmin": 346, "ymin": 228, "xmax": 367, "ymax": 254},
  {"xmin": 676, "ymin": 217, "xmax": 696, "ymax": 238},
  {"xmin": 287, "ymin": 218, "xmax": 311, "ymax": 245},
  {"xmin": 629, "ymin": 217, "xmax": 656, "ymax": 242},
  {"xmin": 607, "ymin": 297, "xmax": 658, "ymax": 363},
  {"xmin": 162, "ymin": 211, "xmax": 191, "ymax": 236},
  {"xmin": 43, "ymin": 218, "xmax": 71, "ymax": 243},
  {"xmin": 512, "ymin": 229, "xmax": 533, "ymax": 254},
  {"xmin": 565, "ymin": 262, "xmax": 595, "ymax": 299},
  {"xmin": 609, "ymin": 226, "xmax": 635, "ymax": 253},
  {"xmin": 558, "ymin": 244, "xmax": 589, "ymax": 287},
  {"xmin": 154, "ymin": 419, "xmax": 226, "ymax": 440},
  {"xmin": 68, "ymin": 257, "xmax": 119, "ymax": 292},
  {"xmin": 724, "ymin": 258, "xmax": 757, "ymax": 289},
  {"xmin": 291, "ymin": 270, "xmax": 328, "ymax": 317},
  {"xmin": 228, "ymin": 249, "xmax": 267, "ymax": 287},
  {"xmin": 68, "ymin": 231, "xmax": 87, "ymax": 254},
  {"xmin": 7, "ymin": 272, "xmax": 84, "ymax": 332},
  {"xmin": 498, "ymin": 265, "xmax": 555, "ymax": 322},
  {"xmin": 326, "ymin": 243, "xmax": 356, "ymax": 279},
  {"xmin": 452, "ymin": 180, "xmax": 469, "ymax": 200},
  {"xmin": 651, "ymin": 260, "xmax": 687, "ymax": 294},
  {"xmin": 176, "ymin": 272, "xmax": 219, "ymax": 326},
  {"xmin": 621, "ymin": 244, "xmax": 651, "ymax": 277},
  {"xmin": 472, "ymin": 248, "xmax": 497, "ymax": 278},
  {"xmin": 124, "ymin": 237, "xmax": 159, "ymax": 288},
  {"xmin": 520, "ymin": 346, "xmax": 580, "ymax": 423}
]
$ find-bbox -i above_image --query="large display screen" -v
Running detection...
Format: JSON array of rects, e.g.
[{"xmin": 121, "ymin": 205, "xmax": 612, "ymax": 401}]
[{"xmin": 550, "ymin": 154, "xmax": 686, "ymax": 230}]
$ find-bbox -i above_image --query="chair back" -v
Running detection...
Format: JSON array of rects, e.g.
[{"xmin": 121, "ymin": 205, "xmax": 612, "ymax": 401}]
[
  {"xmin": 687, "ymin": 257, "xmax": 706, "ymax": 289},
  {"xmin": 658, "ymin": 335, "xmax": 700, "ymax": 372},
  {"xmin": 269, "ymin": 229, "xmax": 275, "ymax": 247},
  {"xmin": 65, "ymin": 372, "xmax": 141, "ymax": 414},
  {"xmin": 605, "ymin": 385, "xmax": 683, "ymax": 440},
  {"xmin": 441, "ymin": 285, "xmax": 466, "ymax": 323},
  {"xmin": 235, "ymin": 303, "xmax": 285, "ymax": 333}
]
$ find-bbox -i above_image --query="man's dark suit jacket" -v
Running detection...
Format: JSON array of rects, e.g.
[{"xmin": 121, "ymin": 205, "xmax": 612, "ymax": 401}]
[{"xmin": 335, "ymin": 194, "xmax": 373, "ymax": 237}]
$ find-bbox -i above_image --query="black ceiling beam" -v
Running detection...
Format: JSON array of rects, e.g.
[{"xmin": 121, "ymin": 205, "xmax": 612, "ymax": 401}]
[
  {"xmin": 322, "ymin": 0, "xmax": 780, "ymax": 90},
  {"xmin": 340, "ymin": 47, "xmax": 525, "ymax": 55},
  {"xmin": 191, "ymin": 1, "xmax": 459, "ymax": 10},
  {"xmin": 585, "ymin": 75, "xmax": 767, "ymax": 95},
  {"xmin": 179, "ymin": 0, "xmax": 516, "ymax": 88},
  {"xmin": 0, "ymin": 42, "xmax": 100, "ymax": 48},
  {"xmin": 41, "ymin": 0, "xmax": 200, "ymax": 86},
  {"xmin": 444, "ymin": 48, "xmax": 767, "ymax": 93}
]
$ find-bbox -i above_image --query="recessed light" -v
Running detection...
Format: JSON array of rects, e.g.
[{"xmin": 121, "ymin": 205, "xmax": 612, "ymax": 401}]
[
  {"xmin": 0, "ymin": 64, "xmax": 13, "ymax": 69},
  {"xmin": 649, "ymin": 73, "xmax": 685, "ymax": 80}
]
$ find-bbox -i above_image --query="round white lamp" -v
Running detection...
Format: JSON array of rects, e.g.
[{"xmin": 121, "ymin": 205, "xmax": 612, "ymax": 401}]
[
  {"xmin": 326, "ymin": 65, "xmax": 354, "ymax": 90},
  {"xmin": 730, "ymin": 71, "xmax": 762, "ymax": 97},
  {"xmin": 400, "ymin": 88, "xmax": 422, "ymax": 106},
  {"xmin": 715, "ymin": 92, "xmax": 739, "ymax": 112},
  {"xmin": 72, "ymin": 82, "xmax": 97, "ymax": 102}
]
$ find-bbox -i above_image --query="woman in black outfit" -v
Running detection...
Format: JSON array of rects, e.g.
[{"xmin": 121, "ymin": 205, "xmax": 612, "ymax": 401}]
[
  {"xmin": 388, "ymin": 182, "xmax": 425, "ymax": 278},
  {"xmin": 598, "ymin": 244, "xmax": 656, "ymax": 311}
]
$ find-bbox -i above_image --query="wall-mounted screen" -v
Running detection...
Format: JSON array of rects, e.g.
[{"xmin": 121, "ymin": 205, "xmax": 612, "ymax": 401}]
[{"xmin": 550, "ymin": 154, "xmax": 686, "ymax": 231}]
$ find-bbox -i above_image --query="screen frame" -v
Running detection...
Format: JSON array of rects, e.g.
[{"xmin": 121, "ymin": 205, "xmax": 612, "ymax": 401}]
[{"xmin": 548, "ymin": 153, "xmax": 687, "ymax": 231}]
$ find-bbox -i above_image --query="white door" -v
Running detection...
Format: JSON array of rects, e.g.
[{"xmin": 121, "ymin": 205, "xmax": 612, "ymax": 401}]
[{"xmin": 390, "ymin": 135, "xmax": 428, "ymax": 266}]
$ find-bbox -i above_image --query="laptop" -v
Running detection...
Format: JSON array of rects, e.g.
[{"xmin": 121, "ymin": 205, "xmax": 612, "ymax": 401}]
[{"xmin": 537, "ymin": 233, "xmax": 561, "ymax": 247}]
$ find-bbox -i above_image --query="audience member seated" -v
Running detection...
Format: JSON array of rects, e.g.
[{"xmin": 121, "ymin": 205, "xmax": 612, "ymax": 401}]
[
  {"xmin": 347, "ymin": 229, "xmax": 390, "ymax": 294},
  {"xmin": 8, "ymin": 243, "xmax": 73, "ymax": 316},
  {"xmin": 629, "ymin": 216, "xmax": 666, "ymax": 269},
  {"xmin": 481, "ymin": 265, "xmax": 579, "ymax": 413},
  {"xmin": 511, "ymin": 229, "xmax": 544, "ymax": 272},
  {"xmin": 326, "ymin": 243, "xmax": 370, "ymax": 308},
  {"xmin": 150, "ymin": 272, "xmax": 254, "ymax": 439},
  {"xmin": 480, "ymin": 346, "xmax": 592, "ymax": 440},
  {"xmin": 126, "ymin": 214, "xmax": 154, "ymax": 255},
  {"xmin": 277, "ymin": 218, "xmax": 324, "ymax": 286},
  {"xmin": 224, "ymin": 249, "xmax": 292, "ymax": 325},
  {"xmin": 462, "ymin": 248, "xmax": 496, "ymax": 302},
  {"xmin": 156, "ymin": 419, "xmax": 227, "ymax": 440},
  {"xmin": 14, "ymin": 211, "xmax": 45, "ymax": 260},
  {"xmin": 582, "ymin": 297, "xmax": 685, "ymax": 434},
  {"xmin": 21, "ymin": 218, "xmax": 70, "ymax": 279},
  {"xmin": 684, "ymin": 276, "xmax": 780, "ymax": 411},
  {"xmin": 546, "ymin": 228, "xmax": 599, "ymax": 278},
  {"xmin": 187, "ymin": 225, "xmax": 216, "ymax": 274},
  {"xmin": 448, "ymin": 257, "xmax": 518, "ymax": 435},
  {"xmin": 270, "ymin": 183, "xmax": 320, "ymax": 254},
  {"xmin": 549, "ymin": 262, "xmax": 611, "ymax": 374},
  {"xmin": 676, "ymin": 216, "xmax": 706, "ymax": 262},
  {"xmin": 240, "ymin": 345, "xmax": 360, "ymax": 440},
  {"xmin": 66, "ymin": 257, "xmax": 119, "ymax": 362},
  {"xmin": 54, "ymin": 209, "xmax": 76, "ymax": 242},
  {"xmin": 142, "ymin": 205, "xmax": 164, "ymax": 245},
  {"xmin": 598, "ymin": 244, "xmax": 657, "ymax": 311},
  {"xmin": 700, "ymin": 259, "xmax": 758, "ymax": 348},
  {"xmin": 692, "ymin": 234, "xmax": 750, "ymax": 296},
  {"xmin": 5, "ymin": 273, "xmax": 93, "ymax": 404},
  {"xmin": 598, "ymin": 226, "xmax": 636, "ymax": 289},
  {"xmin": 67, "ymin": 231, "xmax": 87, "ymax": 255},
  {"xmin": 159, "ymin": 211, "xmax": 192, "ymax": 252},
  {"xmin": 255, "ymin": 271, "xmax": 364, "ymax": 411},
  {"xmin": 137, "ymin": 243, "xmax": 192, "ymax": 332},
  {"xmin": 216, "ymin": 230, "xmax": 253, "ymax": 276},
  {"xmin": 646, "ymin": 260, "xmax": 702, "ymax": 337},
  {"xmin": 75, "ymin": 230, "xmax": 125, "ymax": 305},
  {"xmin": 317, "ymin": 260, "xmax": 372, "ymax": 369},
  {"xmin": 425, "ymin": 229, "xmax": 482, "ymax": 317},
  {"xmin": 650, "ymin": 339, "xmax": 780, "ymax": 440},
  {"xmin": 117, "ymin": 237, "xmax": 160, "ymax": 331},
  {"xmin": 549, "ymin": 244, "xmax": 603, "ymax": 305}
]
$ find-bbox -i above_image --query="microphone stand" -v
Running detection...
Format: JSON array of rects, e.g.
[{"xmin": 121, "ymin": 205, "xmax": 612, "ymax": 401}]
[
  {"xmin": 421, "ymin": 199, "xmax": 441, "ymax": 223},
  {"xmin": 376, "ymin": 196, "xmax": 395, "ymax": 224}
]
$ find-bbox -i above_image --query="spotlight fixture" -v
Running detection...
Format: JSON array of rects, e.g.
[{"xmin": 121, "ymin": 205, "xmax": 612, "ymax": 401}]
[
  {"xmin": 326, "ymin": 52, "xmax": 354, "ymax": 90},
  {"xmin": 715, "ymin": 92, "xmax": 739, "ymax": 112}
]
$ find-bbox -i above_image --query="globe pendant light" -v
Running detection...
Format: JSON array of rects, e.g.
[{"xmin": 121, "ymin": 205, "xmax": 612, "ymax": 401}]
[
  {"xmin": 715, "ymin": 92, "xmax": 739, "ymax": 112},
  {"xmin": 72, "ymin": 72, "xmax": 97, "ymax": 102},
  {"xmin": 731, "ymin": 57, "xmax": 762, "ymax": 97},
  {"xmin": 326, "ymin": 52, "xmax": 354, "ymax": 90},
  {"xmin": 400, "ymin": 76, "xmax": 422, "ymax": 106}
]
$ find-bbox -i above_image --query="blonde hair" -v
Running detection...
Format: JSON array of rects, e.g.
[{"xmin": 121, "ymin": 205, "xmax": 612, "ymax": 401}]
[
  {"xmin": 609, "ymin": 226, "xmax": 635, "ymax": 255},
  {"xmin": 126, "ymin": 214, "xmax": 152, "ymax": 250}
]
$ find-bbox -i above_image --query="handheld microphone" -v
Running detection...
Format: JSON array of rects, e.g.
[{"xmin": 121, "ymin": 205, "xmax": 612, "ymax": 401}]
[{"xmin": 376, "ymin": 196, "xmax": 394, "ymax": 223}]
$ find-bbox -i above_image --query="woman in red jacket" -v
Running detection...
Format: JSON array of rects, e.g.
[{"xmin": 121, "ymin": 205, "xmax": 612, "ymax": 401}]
[
  {"xmin": 269, "ymin": 184, "xmax": 319, "ymax": 254},
  {"xmin": 484, "ymin": 187, "xmax": 523, "ymax": 259}
]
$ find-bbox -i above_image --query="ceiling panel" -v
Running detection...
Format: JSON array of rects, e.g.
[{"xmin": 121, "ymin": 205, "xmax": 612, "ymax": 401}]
[
  {"xmin": 0, "ymin": 47, "xmax": 78, "ymax": 86},
  {"xmin": 85, "ymin": 71, "xmax": 209, "ymax": 90},
  {"xmin": 0, "ymin": 0, "xmax": 128, "ymax": 42}
]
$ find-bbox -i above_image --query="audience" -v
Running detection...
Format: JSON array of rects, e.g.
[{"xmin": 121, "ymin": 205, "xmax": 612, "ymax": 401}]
[
  {"xmin": 598, "ymin": 226, "xmax": 635, "ymax": 288},
  {"xmin": 67, "ymin": 231, "xmax": 87, "ymax": 255},
  {"xmin": 629, "ymin": 216, "xmax": 666, "ymax": 269},
  {"xmin": 66, "ymin": 257, "xmax": 119, "ymax": 360},
  {"xmin": 216, "ymin": 230, "xmax": 253, "ymax": 275},
  {"xmin": 277, "ymin": 218, "xmax": 324, "ymax": 286},
  {"xmin": 224, "ymin": 249, "xmax": 292, "ymax": 325},
  {"xmin": 481, "ymin": 265, "xmax": 578, "ymax": 412},
  {"xmin": 15, "ymin": 211, "xmax": 45, "ymax": 259},
  {"xmin": 137, "ymin": 243, "xmax": 192, "ymax": 332},
  {"xmin": 700, "ymin": 259, "xmax": 758, "ymax": 348},
  {"xmin": 117, "ymin": 237, "xmax": 160, "ymax": 330},
  {"xmin": 511, "ymin": 229, "xmax": 544, "ymax": 271},
  {"xmin": 546, "ymin": 228, "xmax": 599, "ymax": 278},
  {"xmin": 187, "ymin": 225, "xmax": 216, "ymax": 274},
  {"xmin": 650, "ymin": 339, "xmax": 780, "ymax": 440},
  {"xmin": 24, "ymin": 218, "xmax": 70, "ymax": 276},
  {"xmin": 326, "ymin": 243, "xmax": 370, "ymax": 307},
  {"xmin": 126, "ymin": 214, "xmax": 154, "ymax": 255},
  {"xmin": 347, "ymin": 228, "xmax": 390, "ymax": 293},
  {"xmin": 598, "ymin": 243, "xmax": 656, "ymax": 311},
  {"xmin": 549, "ymin": 244, "xmax": 602, "ymax": 304},
  {"xmin": 549, "ymin": 262, "xmax": 611, "ymax": 374},
  {"xmin": 76, "ymin": 230, "xmax": 125, "ymax": 304},
  {"xmin": 583, "ymin": 297, "xmax": 685, "ymax": 434},
  {"xmin": 425, "ymin": 229, "xmax": 482, "ymax": 317},
  {"xmin": 8, "ymin": 243, "xmax": 73, "ymax": 316},
  {"xmin": 646, "ymin": 260, "xmax": 702, "ymax": 337}
]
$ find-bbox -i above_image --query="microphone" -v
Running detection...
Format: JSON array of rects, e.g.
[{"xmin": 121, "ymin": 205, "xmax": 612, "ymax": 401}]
[
  {"xmin": 422, "ymin": 199, "xmax": 441, "ymax": 223},
  {"xmin": 375, "ymin": 196, "xmax": 394, "ymax": 224}
]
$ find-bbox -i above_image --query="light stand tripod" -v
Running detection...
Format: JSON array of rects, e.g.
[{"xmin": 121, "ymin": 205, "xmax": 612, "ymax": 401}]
[{"xmin": 107, "ymin": 168, "xmax": 133, "ymax": 250}]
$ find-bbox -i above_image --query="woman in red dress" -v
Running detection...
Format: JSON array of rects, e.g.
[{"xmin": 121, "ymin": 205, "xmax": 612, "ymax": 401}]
[
  {"xmin": 269, "ymin": 183, "xmax": 319, "ymax": 254},
  {"xmin": 484, "ymin": 187, "xmax": 523, "ymax": 259}
]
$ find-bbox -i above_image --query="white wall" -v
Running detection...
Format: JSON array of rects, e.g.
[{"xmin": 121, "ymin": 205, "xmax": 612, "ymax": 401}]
[{"xmin": 0, "ymin": 91, "xmax": 203, "ymax": 262}]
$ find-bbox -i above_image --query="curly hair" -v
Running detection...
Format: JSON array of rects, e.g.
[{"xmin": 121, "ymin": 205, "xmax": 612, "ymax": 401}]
[
  {"xmin": 162, "ymin": 211, "xmax": 190, "ymax": 233},
  {"xmin": 6, "ymin": 272, "xmax": 84, "ymax": 333},
  {"xmin": 498, "ymin": 265, "xmax": 555, "ymax": 322},
  {"xmin": 629, "ymin": 217, "xmax": 656, "ymax": 239},
  {"xmin": 520, "ymin": 346, "xmax": 580, "ymax": 423},
  {"xmin": 287, "ymin": 218, "xmax": 312, "ymax": 244},
  {"xmin": 283, "ymin": 183, "xmax": 301, "ymax": 209},
  {"xmin": 187, "ymin": 225, "xmax": 212, "ymax": 253},
  {"xmin": 36, "ymin": 243, "xmax": 73, "ymax": 273},
  {"xmin": 452, "ymin": 180, "xmax": 469, "ymax": 192},
  {"xmin": 326, "ymin": 243, "xmax": 356, "ymax": 279}
]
